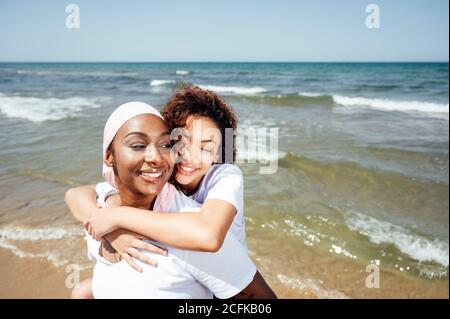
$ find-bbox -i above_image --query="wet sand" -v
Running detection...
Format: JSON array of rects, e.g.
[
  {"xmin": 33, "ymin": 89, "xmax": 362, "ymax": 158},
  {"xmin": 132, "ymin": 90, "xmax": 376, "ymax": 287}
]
[
  {"xmin": 0, "ymin": 247, "xmax": 303, "ymax": 299},
  {"xmin": 248, "ymin": 232, "xmax": 449, "ymax": 299},
  {"xmin": 0, "ymin": 248, "xmax": 73, "ymax": 298}
]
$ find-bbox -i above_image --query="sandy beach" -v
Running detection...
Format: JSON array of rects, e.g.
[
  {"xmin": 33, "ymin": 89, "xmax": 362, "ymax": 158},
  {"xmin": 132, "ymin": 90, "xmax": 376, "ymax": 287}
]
[
  {"xmin": 0, "ymin": 248, "xmax": 74, "ymax": 298},
  {"xmin": 0, "ymin": 246, "xmax": 305, "ymax": 299}
]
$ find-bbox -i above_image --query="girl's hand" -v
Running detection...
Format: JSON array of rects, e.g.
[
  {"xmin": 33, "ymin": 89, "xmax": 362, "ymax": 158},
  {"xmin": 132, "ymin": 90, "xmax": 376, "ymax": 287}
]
[
  {"xmin": 103, "ymin": 229, "xmax": 168, "ymax": 272},
  {"xmin": 83, "ymin": 207, "xmax": 118, "ymax": 241}
]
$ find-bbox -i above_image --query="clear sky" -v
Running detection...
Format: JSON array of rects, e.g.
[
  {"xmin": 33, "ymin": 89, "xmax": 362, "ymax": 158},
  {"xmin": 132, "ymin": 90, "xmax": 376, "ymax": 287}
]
[{"xmin": 0, "ymin": 0, "xmax": 448, "ymax": 62}]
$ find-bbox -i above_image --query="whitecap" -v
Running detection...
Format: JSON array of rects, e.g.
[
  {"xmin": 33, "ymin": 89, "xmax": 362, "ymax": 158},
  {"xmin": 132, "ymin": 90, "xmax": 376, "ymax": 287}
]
[
  {"xmin": 0, "ymin": 93, "xmax": 103, "ymax": 122},
  {"xmin": 333, "ymin": 95, "xmax": 449, "ymax": 117}
]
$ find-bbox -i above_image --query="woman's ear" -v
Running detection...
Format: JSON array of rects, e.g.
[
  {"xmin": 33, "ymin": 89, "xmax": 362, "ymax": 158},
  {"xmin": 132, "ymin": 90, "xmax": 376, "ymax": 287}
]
[{"xmin": 104, "ymin": 150, "xmax": 114, "ymax": 167}]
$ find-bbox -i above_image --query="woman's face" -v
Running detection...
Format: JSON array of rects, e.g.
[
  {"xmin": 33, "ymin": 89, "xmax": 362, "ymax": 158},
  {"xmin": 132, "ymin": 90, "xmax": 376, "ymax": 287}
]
[
  {"xmin": 174, "ymin": 115, "xmax": 221, "ymax": 193},
  {"xmin": 106, "ymin": 114, "xmax": 174, "ymax": 197}
]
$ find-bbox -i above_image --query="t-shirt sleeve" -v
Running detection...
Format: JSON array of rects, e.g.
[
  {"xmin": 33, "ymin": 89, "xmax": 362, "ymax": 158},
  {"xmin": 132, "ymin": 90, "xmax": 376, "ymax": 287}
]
[
  {"xmin": 85, "ymin": 229, "xmax": 101, "ymax": 261},
  {"xmin": 95, "ymin": 182, "xmax": 118, "ymax": 204},
  {"xmin": 182, "ymin": 231, "xmax": 256, "ymax": 299},
  {"xmin": 204, "ymin": 165, "xmax": 243, "ymax": 213},
  {"xmin": 86, "ymin": 182, "xmax": 117, "ymax": 264}
]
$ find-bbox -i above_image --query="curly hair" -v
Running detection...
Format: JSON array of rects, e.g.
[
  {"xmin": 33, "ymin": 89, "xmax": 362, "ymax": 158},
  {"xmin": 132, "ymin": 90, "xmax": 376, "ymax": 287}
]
[{"xmin": 161, "ymin": 86, "xmax": 238, "ymax": 163}]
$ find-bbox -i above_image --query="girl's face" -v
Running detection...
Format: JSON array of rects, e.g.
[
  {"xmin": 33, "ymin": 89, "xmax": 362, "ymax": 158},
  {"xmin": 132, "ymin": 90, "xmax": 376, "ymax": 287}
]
[
  {"xmin": 174, "ymin": 115, "xmax": 221, "ymax": 194},
  {"xmin": 106, "ymin": 114, "xmax": 174, "ymax": 198}
]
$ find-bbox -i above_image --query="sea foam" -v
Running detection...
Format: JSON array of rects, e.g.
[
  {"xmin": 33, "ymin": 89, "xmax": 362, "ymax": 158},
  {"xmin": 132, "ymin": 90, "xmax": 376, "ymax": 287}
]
[
  {"xmin": 196, "ymin": 84, "xmax": 267, "ymax": 95},
  {"xmin": 149, "ymin": 80, "xmax": 176, "ymax": 86},
  {"xmin": 333, "ymin": 95, "xmax": 449, "ymax": 116},
  {"xmin": 0, "ymin": 93, "xmax": 103, "ymax": 122},
  {"xmin": 346, "ymin": 212, "xmax": 449, "ymax": 267}
]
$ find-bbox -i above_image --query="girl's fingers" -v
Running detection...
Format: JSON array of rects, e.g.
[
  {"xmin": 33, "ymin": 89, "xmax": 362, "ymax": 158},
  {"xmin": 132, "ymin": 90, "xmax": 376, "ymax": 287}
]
[
  {"xmin": 120, "ymin": 253, "xmax": 142, "ymax": 273},
  {"xmin": 134, "ymin": 240, "xmax": 167, "ymax": 256},
  {"xmin": 127, "ymin": 248, "xmax": 157, "ymax": 267}
]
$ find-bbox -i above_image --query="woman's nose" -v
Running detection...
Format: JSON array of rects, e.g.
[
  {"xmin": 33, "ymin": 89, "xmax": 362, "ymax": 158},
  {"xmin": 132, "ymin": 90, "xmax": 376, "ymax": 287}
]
[{"xmin": 144, "ymin": 145, "xmax": 162, "ymax": 164}]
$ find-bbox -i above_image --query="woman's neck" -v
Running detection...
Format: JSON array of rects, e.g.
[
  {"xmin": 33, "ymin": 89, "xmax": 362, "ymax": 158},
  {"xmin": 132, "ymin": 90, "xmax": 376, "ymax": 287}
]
[{"xmin": 116, "ymin": 183, "xmax": 156, "ymax": 210}]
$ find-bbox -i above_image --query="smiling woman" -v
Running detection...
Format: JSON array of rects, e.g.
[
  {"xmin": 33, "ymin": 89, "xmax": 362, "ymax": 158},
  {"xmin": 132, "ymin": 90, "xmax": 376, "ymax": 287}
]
[{"xmin": 104, "ymin": 115, "xmax": 174, "ymax": 199}]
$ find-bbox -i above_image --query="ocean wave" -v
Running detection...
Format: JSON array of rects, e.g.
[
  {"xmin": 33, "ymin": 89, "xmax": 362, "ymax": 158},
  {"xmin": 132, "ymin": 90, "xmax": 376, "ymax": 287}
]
[
  {"xmin": 0, "ymin": 225, "xmax": 75, "ymax": 241},
  {"xmin": 233, "ymin": 92, "xmax": 449, "ymax": 114},
  {"xmin": 345, "ymin": 212, "xmax": 449, "ymax": 267},
  {"xmin": 333, "ymin": 95, "xmax": 449, "ymax": 115},
  {"xmin": 0, "ymin": 93, "xmax": 103, "ymax": 122},
  {"xmin": 175, "ymin": 70, "xmax": 190, "ymax": 75},
  {"xmin": 149, "ymin": 80, "xmax": 176, "ymax": 86},
  {"xmin": 0, "ymin": 225, "xmax": 88, "ymax": 269},
  {"xmin": 277, "ymin": 274, "xmax": 348, "ymax": 299},
  {"xmin": 298, "ymin": 92, "xmax": 327, "ymax": 97},
  {"xmin": 0, "ymin": 239, "xmax": 67, "ymax": 267},
  {"xmin": 17, "ymin": 69, "xmax": 139, "ymax": 77},
  {"xmin": 196, "ymin": 84, "xmax": 267, "ymax": 95},
  {"xmin": 230, "ymin": 92, "xmax": 335, "ymax": 106}
]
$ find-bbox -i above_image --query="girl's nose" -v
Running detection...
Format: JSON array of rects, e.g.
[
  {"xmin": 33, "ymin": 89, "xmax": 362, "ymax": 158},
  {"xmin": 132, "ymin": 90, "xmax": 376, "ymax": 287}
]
[{"xmin": 180, "ymin": 145, "xmax": 201, "ymax": 166}]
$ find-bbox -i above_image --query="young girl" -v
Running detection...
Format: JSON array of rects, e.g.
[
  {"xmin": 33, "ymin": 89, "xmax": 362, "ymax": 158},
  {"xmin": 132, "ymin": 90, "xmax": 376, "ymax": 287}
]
[{"xmin": 66, "ymin": 87, "xmax": 268, "ymax": 298}]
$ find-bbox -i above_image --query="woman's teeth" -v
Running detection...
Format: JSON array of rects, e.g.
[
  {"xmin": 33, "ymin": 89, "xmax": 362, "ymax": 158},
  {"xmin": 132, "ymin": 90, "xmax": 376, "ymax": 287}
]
[{"xmin": 140, "ymin": 171, "xmax": 162, "ymax": 178}]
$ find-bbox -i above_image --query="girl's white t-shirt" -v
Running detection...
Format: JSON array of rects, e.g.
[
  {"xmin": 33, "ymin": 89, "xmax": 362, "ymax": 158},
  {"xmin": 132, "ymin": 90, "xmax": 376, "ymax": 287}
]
[
  {"xmin": 190, "ymin": 164, "xmax": 247, "ymax": 249},
  {"xmin": 88, "ymin": 182, "xmax": 256, "ymax": 299}
]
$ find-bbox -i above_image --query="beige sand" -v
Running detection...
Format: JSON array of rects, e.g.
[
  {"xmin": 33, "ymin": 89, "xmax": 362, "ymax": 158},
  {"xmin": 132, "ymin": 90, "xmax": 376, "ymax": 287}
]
[
  {"xmin": 0, "ymin": 248, "xmax": 92, "ymax": 299},
  {"xmin": 0, "ymin": 247, "xmax": 302, "ymax": 299}
]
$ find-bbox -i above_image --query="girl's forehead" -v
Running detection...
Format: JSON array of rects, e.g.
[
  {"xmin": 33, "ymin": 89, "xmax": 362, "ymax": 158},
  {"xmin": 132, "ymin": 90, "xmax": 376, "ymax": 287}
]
[{"xmin": 185, "ymin": 115, "xmax": 219, "ymax": 130}]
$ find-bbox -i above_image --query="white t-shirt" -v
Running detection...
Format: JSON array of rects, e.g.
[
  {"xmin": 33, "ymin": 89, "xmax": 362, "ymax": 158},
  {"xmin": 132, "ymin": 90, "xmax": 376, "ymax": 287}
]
[
  {"xmin": 87, "ymin": 182, "xmax": 256, "ymax": 299},
  {"xmin": 190, "ymin": 164, "xmax": 247, "ymax": 249}
]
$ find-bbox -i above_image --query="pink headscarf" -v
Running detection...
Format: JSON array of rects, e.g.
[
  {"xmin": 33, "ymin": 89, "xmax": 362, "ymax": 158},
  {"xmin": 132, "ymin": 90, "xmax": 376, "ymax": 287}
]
[{"xmin": 102, "ymin": 101, "xmax": 174, "ymax": 211}]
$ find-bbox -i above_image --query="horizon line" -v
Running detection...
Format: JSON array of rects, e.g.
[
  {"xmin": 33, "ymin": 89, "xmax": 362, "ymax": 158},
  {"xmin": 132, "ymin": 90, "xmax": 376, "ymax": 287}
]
[{"xmin": 0, "ymin": 60, "xmax": 448, "ymax": 64}]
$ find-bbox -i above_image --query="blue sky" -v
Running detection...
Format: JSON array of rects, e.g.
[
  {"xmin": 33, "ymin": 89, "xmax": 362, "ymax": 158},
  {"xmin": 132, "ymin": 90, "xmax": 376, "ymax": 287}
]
[{"xmin": 0, "ymin": 0, "xmax": 448, "ymax": 62}]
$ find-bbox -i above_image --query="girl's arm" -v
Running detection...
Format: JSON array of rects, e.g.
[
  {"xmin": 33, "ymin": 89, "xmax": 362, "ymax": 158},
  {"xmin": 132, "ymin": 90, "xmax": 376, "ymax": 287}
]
[
  {"xmin": 64, "ymin": 185, "xmax": 99, "ymax": 223},
  {"xmin": 87, "ymin": 198, "xmax": 236, "ymax": 252}
]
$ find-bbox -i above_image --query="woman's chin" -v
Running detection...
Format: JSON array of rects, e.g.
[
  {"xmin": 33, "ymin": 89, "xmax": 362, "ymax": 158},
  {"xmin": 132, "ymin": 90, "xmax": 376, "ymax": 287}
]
[
  {"xmin": 137, "ymin": 183, "xmax": 164, "ymax": 196},
  {"xmin": 135, "ymin": 177, "xmax": 168, "ymax": 195}
]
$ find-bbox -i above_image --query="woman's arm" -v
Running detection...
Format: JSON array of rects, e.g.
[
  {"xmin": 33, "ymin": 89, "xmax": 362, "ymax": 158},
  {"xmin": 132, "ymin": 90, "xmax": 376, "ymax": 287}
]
[{"xmin": 86, "ymin": 197, "xmax": 237, "ymax": 253}]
